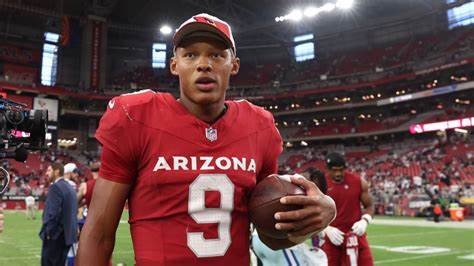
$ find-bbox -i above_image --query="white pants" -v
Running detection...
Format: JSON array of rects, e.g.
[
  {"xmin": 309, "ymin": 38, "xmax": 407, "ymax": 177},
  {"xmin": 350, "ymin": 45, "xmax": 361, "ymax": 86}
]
[{"xmin": 26, "ymin": 204, "xmax": 36, "ymax": 219}]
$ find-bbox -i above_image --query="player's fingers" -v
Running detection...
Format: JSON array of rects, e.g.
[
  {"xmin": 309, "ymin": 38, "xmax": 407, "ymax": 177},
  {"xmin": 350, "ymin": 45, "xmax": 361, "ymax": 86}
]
[
  {"xmin": 290, "ymin": 176, "xmax": 322, "ymax": 196},
  {"xmin": 275, "ymin": 215, "xmax": 320, "ymax": 232},
  {"xmin": 275, "ymin": 213, "xmax": 323, "ymax": 231},
  {"xmin": 275, "ymin": 207, "xmax": 318, "ymax": 221},
  {"xmin": 288, "ymin": 224, "xmax": 323, "ymax": 237},
  {"xmin": 274, "ymin": 221, "xmax": 296, "ymax": 231},
  {"xmin": 281, "ymin": 195, "xmax": 323, "ymax": 205},
  {"xmin": 332, "ymin": 236, "xmax": 343, "ymax": 246}
]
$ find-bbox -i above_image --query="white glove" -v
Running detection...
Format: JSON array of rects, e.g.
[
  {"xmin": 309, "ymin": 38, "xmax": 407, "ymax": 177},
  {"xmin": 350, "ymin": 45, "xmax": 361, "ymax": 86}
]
[
  {"xmin": 351, "ymin": 220, "xmax": 368, "ymax": 236},
  {"xmin": 351, "ymin": 214, "xmax": 372, "ymax": 236},
  {"xmin": 322, "ymin": 226, "xmax": 344, "ymax": 246}
]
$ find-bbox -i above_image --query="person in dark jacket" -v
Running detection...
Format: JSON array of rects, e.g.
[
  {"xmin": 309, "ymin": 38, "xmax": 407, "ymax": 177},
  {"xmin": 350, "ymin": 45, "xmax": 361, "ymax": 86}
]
[{"xmin": 39, "ymin": 162, "xmax": 78, "ymax": 266}]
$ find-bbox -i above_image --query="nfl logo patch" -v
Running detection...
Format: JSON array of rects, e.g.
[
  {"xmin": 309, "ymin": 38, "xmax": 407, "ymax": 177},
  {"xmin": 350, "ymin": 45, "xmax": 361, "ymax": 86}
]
[{"xmin": 205, "ymin": 127, "xmax": 217, "ymax": 142}]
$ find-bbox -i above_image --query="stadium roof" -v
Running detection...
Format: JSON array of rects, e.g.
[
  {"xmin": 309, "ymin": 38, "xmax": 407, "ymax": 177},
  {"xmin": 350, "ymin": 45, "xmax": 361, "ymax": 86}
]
[{"xmin": 0, "ymin": 0, "xmax": 445, "ymax": 46}]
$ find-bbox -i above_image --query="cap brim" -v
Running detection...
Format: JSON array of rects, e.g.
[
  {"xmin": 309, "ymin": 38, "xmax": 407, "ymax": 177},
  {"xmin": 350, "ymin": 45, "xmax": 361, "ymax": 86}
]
[{"xmin": 173, "ymin": 22, "xmax": 233, "ymax": 52}]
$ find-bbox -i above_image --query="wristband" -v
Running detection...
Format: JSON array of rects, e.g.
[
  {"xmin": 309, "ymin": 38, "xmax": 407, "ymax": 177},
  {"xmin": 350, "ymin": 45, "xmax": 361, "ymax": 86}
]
[{"xmin": 361, "ymin": 214, "xmax": 373, "ymax": 224}]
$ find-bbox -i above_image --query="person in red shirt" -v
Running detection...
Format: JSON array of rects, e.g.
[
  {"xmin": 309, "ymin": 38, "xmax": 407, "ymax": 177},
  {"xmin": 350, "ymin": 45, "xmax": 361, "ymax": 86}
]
[
  {"xmin": 77, "ymin": 163, "xmax": 100, "ymax": 208},
  {"xmin": 76, "ymin": 13, "xmax": 336, "ymax": 266},
  {"xmin": 322, "ymin": 152, "xmax": 374, "ymax": 266}
]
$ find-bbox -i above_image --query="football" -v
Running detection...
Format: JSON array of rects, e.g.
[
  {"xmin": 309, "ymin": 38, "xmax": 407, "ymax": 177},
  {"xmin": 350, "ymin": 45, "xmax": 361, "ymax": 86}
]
[{"xmin": 249, "ymin": 174, "xmax": 306, "ymax": 239}]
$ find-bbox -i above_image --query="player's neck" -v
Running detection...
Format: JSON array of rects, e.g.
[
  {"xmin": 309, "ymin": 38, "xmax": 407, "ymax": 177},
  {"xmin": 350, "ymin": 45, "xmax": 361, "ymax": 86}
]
[
  {"xmin": 331, "ymin": 177, "xmax": 344, "ymax": 184},
  {"xmin": 178, "ymin": 97, "xmax": 227, "ymax": 125}
]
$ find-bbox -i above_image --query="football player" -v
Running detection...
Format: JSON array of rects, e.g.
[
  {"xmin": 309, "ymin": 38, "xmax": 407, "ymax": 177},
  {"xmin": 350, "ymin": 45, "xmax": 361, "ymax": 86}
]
[
  {"xmin": 321, "ymin": 152, "xmax": 374, "ymax": 266},
  {"xmin": 76, "ymin": 13, "xmax": 336, "ymax": 265}
]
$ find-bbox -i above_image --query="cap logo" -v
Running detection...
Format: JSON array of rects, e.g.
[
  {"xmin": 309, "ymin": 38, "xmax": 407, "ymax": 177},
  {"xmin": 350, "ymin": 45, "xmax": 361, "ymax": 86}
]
[
  {"xmin": 174, "ymin": 13, "xmax": 236, "ymax": 54},
  {"xmin": 194, "ymin": 16, "xmax": 216, "ymax": 26}
]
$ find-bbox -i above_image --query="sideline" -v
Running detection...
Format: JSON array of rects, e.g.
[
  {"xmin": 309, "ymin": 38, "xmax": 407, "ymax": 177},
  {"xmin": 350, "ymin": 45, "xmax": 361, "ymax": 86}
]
[{"xmin": 373, "ymin": 218, "xmax": 474, "ymax": 229}]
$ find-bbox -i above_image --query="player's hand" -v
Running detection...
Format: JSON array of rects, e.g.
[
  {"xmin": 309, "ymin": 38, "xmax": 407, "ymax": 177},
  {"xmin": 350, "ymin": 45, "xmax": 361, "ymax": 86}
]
[
  {"xmin": 274, "ymin": 175, "xmax": 336, "ymax": 241},
  {"xmin": 351, "ymin": 214, "xmax": 372, "ymax": 236},
  {"xmin": 322, "ymin": 226, "xmax": 344, "ymax": 246}
]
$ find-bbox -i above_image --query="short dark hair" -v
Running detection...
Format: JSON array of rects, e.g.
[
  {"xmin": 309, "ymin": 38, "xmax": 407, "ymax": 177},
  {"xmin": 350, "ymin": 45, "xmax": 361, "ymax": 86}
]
[
  {"xmin": 50, "ymin": 162, "xmax": 64, "ymax": 176},
  {"xmin": 306, "ymin": 167, "xmax": 327, "ymax": 194},
  {"xmin": 326, "ymin": 152, "xmax": 346, "ymax": 169}
]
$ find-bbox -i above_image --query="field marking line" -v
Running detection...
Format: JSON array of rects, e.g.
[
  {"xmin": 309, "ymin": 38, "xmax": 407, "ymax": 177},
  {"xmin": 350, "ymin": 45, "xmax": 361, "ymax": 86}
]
[
  {"xmin": 371, "ymin": 245, "xmax": 390, "ymax": 250},
  {"xmin": 373, "ymin": 219, "xmax": 474, "ymax": 229},
  {"xmin": 374, "ymin": 250, "xmax": 467, "ymax": 264},
  {"xmin": 458, "ymin": 253, "xmax": 474, "ymax": 260},
  {"xmin": 369, "ymin": 230, "xmax": 468, "ymax": 239}
]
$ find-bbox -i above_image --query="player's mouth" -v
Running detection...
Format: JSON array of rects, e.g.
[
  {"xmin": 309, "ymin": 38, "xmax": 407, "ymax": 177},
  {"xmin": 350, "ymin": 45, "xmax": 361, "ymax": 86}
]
[{"xmin": 195, "ymin": 77, "xmax": 217, "ymax": 91}]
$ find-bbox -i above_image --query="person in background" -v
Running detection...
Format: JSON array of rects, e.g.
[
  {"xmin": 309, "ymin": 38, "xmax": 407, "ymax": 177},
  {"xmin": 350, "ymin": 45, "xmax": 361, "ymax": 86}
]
[
  {"xmin": 25, "ymin": 193, "xmax": 36, "ymax": 220},
  {"xmin": 64, "ymin": 163, "xmax": 78, "ymax": 191},
  {"xmin": 322, "ymin": 152, "xmax": 374, "ymax": 266},
  {"xmin": 39, "ymin": 163, "xmax": 78, "ymax": 266},
  {"xmin": 432, "ymin": 196, "xmax": 442, "ymax": 223},
  {"xmin": 76, "ymin": 162, "xmax": 100, "ymax": 207},
  {"xmin": 76, "ymin": 162, "xmax": 100, "ymax": 232}
]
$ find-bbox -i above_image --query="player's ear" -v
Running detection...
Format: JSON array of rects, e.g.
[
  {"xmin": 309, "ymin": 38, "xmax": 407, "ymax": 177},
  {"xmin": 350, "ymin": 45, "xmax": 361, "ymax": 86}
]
[
  {"xmin": 230, "ymin": 56, "xmax": 240, "ymax": 76},
  {"xmin": 170, "ymin": 56, "xmax": 179, "ymax": 76}
]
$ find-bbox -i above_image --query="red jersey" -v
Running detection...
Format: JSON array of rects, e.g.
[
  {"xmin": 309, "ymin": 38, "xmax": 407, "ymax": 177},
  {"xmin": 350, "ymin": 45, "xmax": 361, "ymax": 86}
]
[
  {"xmin": 95, "ymin": 90, "xmax": 282, "ymax": 266},
  {"xmin": 84, "ymin": 178, "xmax": 96, "ymax": 207},
  {"xmin": 325, "ymin": 171, "xmax": 362, "ymax": 233}
]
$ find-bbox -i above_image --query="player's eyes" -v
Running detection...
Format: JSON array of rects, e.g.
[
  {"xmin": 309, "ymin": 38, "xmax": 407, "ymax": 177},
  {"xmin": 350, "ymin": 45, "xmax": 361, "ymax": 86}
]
[
  {"xmin": 184, "ymin": 53, "xmax": 195, "ymax": 58},
  {"xmin": 211, "ymin": 53, "xmax": 225, "ymax": 59}
]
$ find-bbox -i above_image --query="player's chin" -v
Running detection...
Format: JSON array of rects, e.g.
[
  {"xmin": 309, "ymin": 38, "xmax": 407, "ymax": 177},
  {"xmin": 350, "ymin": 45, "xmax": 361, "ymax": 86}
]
[{"xmin": 191, "ymin": 90, "xmax": 224, "ymax": 105}]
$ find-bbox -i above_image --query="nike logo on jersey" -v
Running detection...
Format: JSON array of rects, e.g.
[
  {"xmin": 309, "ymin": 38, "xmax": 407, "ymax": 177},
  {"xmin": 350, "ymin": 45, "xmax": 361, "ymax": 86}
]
[
  {"xmin": 153, "ymin": 156, "xmax": 257, "ymax": 173},
  {"xmin": 108, "ymin": 100, "xmax": 115, "ymax": 109}
]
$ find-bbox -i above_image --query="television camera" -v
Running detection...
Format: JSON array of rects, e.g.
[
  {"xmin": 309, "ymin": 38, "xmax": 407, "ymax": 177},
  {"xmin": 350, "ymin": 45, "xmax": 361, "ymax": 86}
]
[{"xmin": 0, "ymin": 97, "xmax": 48, "ymax": 194}]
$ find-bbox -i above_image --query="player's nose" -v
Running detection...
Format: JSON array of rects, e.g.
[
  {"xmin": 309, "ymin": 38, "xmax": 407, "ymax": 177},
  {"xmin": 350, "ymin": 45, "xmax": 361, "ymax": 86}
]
[{"xmin": 196, "ymin": 57, "xmax": 213, "ymax": 72}]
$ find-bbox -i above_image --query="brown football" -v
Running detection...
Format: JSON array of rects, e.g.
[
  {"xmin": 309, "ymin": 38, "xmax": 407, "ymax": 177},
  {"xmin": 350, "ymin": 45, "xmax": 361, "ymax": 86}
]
[{"xmin": 249, "ymin": 174, "xmax": 306, "ymax": 239}]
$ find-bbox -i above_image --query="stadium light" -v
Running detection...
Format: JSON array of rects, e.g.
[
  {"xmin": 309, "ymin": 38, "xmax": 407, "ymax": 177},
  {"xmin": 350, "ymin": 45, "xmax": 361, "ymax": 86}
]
[
  {"xmin": 160, "ymin": 25, "xmax": 172, "ymax": 35},
  {"xmin": 288, "ymin": 9, "xmax": 303, "ymax": 21},
  {"xmin": 275, "ymin": 1, "xmax": 356, "ymax": 23},
  {"xmin": 336, "ymin": 0, "xmax": 354, "ymax": 10},
  {"xmin": 304, "ymin": 7, "xmax": 320, "ymax": 17},
  {"xmin": 320, "ymin": 3, "xmax": 336, "ymax": 12}
]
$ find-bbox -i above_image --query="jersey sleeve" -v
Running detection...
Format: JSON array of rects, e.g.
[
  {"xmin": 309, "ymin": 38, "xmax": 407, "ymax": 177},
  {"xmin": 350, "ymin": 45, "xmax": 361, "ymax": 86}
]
[
  {"xmin": 258, "ymin": 118, "xmax": 283, "ymax": 181},
  {"xmin": 95, "ymin": 97, "xmax": 138, "ymax": 184}
]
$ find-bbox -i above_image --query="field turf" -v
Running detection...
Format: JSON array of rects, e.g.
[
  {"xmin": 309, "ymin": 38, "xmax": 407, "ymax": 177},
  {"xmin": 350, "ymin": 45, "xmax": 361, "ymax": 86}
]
[{"xmin": 0, "ymin": 211, "xmax": 472, "ymax": 265}]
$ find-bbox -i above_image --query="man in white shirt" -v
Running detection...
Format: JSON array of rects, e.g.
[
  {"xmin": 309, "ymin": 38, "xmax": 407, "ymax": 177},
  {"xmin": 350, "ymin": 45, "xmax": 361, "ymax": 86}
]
[
  {"xmin": 252, "ymin": 231, "xmax": 328, "ymax": 266},
  {"xmin": 24, "ymin": 194, "xmax": 36, "ymax": 220},
  {"xmin": 64, "ymin": 163, "xmax": 78, "ymax": 191}
]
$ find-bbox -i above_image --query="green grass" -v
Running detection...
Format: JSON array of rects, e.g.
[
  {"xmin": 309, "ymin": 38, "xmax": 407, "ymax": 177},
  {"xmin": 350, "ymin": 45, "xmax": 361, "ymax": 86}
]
[
  {"xmin": 367, "ymin": 224, "xmax": 474, "ymax": 265},
  {"xmin": 0, "ymin": 211, "xmax": 473, "ymax": 265}
]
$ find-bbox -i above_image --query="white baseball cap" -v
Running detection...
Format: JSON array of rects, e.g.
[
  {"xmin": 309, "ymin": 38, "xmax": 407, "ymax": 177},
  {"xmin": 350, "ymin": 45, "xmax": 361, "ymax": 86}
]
[
  {"xmin": 64, "ymin": 163, "xmax": 77, "ymax": 174},
  {"xmin": 173, "ymin": 13, "xmax": 236, "ymax": 54}
]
